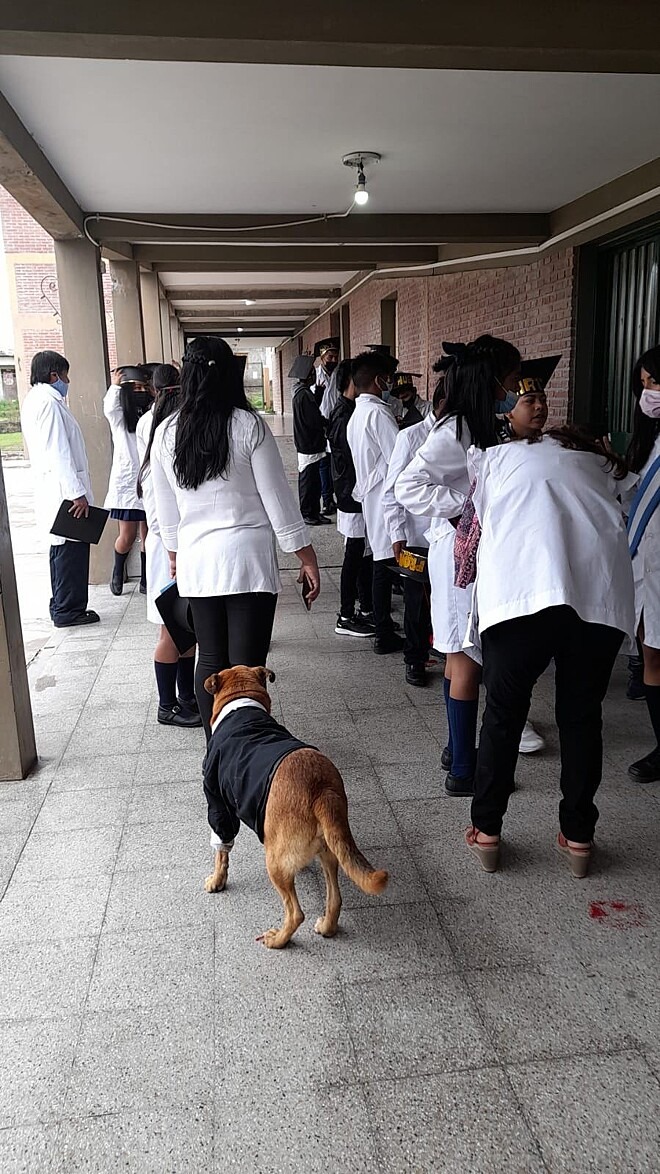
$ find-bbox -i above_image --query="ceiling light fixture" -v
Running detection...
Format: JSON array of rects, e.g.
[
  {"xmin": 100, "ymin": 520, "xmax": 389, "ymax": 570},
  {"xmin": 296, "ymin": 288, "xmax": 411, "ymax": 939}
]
[
  {"xmin": 237, "ymin": 327, "xmax": 243, "ymax": 332},
  {"xmin": 244, "ymin": 299, "xmax": 255, "ymax": 305},
  {"xmin": 342, "ymin": 151, "xmax": 381, "ymax": 208}
]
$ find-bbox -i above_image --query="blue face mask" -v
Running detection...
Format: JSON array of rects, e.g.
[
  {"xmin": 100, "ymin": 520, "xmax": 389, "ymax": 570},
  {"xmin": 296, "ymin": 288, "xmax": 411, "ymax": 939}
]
[
  {"xmin": 51, "ymin": 377, "xmax": 69, "ymax": 397},
  {"xmin": 495, "ymin": 388, "xmax": 519, "ymax": 415}
]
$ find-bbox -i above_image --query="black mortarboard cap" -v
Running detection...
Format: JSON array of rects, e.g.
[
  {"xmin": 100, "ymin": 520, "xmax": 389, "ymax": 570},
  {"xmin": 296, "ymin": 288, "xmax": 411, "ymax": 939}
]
[
  {"xmin": 363, "ymin": 343, "xmax": 391, "ymax": 355},
  {"xmin": 288, "ymin": 354, "xmax": 315, "ymax": 380},
  {"xmin": 313, "ymin": 337, "xmax": 340, "ymax": 359},
  {"xmin": 155, "ymin": 581, "xmax": 196, "ymax": 655},
  {"xmin": 393, "ymin": 372, "xmax": 421, "ymax": 390},
  {"xmin": 518, "ymin": 355, "xmax": 561, "ymax": 395},
  {"xmin": 116, "ymin": 365, "xmax": 147, "ymax": 384}
]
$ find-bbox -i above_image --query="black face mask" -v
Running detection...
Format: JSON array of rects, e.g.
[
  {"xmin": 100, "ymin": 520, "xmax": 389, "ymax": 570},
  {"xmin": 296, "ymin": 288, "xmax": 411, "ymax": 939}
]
[{"xmin": 324, "ymin": 361, "xmax": 338, "ymax": 374}]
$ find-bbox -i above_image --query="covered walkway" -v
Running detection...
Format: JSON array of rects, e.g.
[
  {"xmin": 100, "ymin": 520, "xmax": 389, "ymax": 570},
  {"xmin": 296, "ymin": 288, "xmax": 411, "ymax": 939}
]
[{"xmin": 1, "ymin": 432, "xmax": 660, "ymax": 1173}]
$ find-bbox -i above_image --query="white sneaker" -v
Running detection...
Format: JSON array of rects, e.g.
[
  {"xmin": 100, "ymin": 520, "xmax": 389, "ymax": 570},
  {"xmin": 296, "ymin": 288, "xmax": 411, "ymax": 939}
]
[{"xmin": 519, "ymin": 720, "xmax": 545, "ymax": 754}]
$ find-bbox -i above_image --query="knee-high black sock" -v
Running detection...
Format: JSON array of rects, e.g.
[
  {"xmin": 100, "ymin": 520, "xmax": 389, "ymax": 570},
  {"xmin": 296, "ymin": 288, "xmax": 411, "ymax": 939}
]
[
  {"xmin": 644, "ymin": 684, "xmax": 660, "ymax": 751},
  {"xmin": 176, "ymin": 655, "xmax": 196, "ymax": 704},
  {"xmin": 110, "ymin": 550, "xmax": 128, "ymax": 594},
  {"xmin": 154, "ymin": 661, "xmax": 178, "ymax": 709},
  {"xmin": 140, "ymin": 550, "xmax": 147, "ymax": 592}
]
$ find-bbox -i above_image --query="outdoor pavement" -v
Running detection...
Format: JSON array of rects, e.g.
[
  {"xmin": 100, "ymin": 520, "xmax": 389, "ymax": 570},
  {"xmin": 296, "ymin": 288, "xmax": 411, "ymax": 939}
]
[{"xmin": 1, "ymin": 429, "xmax": 660, "ymax": 1173}]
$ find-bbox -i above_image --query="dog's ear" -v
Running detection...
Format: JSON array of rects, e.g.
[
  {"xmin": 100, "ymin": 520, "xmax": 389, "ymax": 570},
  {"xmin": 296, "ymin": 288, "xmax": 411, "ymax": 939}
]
[
  {"xmin": 204, "ymin": 671, "xmax": 224, "ymax": 696},
  {"xmin": 254, "ymin": 666, "xmax": 276, "ymax": 686}
]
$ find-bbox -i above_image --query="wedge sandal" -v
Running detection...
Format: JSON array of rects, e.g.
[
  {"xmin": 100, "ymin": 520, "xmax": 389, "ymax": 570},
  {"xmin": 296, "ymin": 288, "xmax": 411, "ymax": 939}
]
[
  {"xmin": 556, "ymin": 832, "xmax": 592, "ymax": 879},
  {"xmin": 465, "ymin": 826, "xmax": 500, "ymax": 873}
]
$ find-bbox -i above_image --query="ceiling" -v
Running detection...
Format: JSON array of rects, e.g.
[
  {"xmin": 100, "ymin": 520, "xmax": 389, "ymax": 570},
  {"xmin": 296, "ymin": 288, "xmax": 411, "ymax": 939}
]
[{"xmin": 2, "ymin": 59, "xmax": 660, "ymax": 215}]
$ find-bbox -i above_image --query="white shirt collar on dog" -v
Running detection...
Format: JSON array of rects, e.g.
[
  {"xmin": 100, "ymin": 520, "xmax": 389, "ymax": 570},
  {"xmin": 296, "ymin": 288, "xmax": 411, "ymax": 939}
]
[{"xmin": 210, "ymin": 697, "xmax": 267, "ymax": 735}]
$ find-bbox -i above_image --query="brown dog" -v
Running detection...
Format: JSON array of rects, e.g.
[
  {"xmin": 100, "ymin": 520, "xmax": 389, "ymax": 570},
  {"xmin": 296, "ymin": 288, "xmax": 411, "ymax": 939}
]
[{"xmin": 203, "ymin": 666, "xmax": 388, "ymax": 948}]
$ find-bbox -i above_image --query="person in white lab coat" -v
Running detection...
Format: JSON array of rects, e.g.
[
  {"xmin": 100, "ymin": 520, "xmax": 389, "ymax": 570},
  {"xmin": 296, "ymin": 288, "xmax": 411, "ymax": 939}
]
[
  {"xmin": 312, "ymin": 338, "xmax": 339, "ymax": 513},
  {"xmin": 383, "ymin": 377, "xmax": 448, "ymax": 686},
  {"xmin": 464, "ymin": 430, "xmax": 634, "ymax": 877},
  {"xmin": 392, "ymin": 372, "xmax": 434, "ymax": 430},
  {"xmin": 104, "ymin": 366, "xmax": 152, "ymax": 596},
  {"xmin": 20, "ymin": 350, "xmax": 99, "ymax": 629},
  {"xmin": 136, "ymin": 364, "xmax": 201, "ymax": 729},
  {"xmin": 395, "ymin": 335, "xmax": 521, "ymax": 795},
  {"xmin": 347, "ymin": 351, "xmax": 405, "ymax": 655},
  {"xmin": 625, "ymin": 346, "xmax": 660, "ymax": 783},
  {"xmin": 150, "ymin": 335, "xmax": 320, "ymax": 739}
]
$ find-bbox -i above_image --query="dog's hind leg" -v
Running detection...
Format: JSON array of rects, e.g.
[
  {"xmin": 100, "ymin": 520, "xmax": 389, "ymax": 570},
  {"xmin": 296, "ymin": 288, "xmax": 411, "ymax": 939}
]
[
  {"xmin": 205, "ymin": 849, "xmax": 229, "ymax": 893},
  {"xmin": 257, "ymin": 857, "xmax": 305, "ymax": 949},
  {"xmin": 314, "ymin": 845, "xmax": 342, "ymax": 938}
]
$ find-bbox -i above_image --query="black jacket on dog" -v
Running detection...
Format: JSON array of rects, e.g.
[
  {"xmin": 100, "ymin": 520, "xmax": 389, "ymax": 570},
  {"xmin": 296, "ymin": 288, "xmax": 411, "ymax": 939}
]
[{"xmin": 203, "ymin": 704, "xmax": 313, "ymax": 844}]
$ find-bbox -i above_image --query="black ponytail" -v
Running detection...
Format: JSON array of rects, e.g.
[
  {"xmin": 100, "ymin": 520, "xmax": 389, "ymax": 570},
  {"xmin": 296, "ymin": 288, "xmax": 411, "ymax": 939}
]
[
  {"xmin": 437, "ymin": 334, "xmax": 520, "ymax": 451},
  {"xmin": 137, "ymin": 368, "xmax": 182, "ymax": 498}
]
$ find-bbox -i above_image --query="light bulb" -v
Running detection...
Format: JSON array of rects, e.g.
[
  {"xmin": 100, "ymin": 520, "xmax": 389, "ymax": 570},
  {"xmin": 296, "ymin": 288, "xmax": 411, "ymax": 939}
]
[
  {"xmin": 238, "ymin": 327, "xmax": 243, "ymax": 332},
  {"xmin": 244, "ymin": 299, "xmax": 255, "ymax": 305},
  {"xmin": 354, "ymin": 169, "xmax": 369, "ymax": 205}
]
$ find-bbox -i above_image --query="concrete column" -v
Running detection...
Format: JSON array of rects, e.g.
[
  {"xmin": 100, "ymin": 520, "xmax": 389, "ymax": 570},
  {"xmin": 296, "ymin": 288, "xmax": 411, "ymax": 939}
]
[
  {"xmin": 178, "ymin": 322, "xmax": 185, "ymax": 361},
  {"xmin": 54, "ymin": 238, "xmax": 114, "ymax": 584},
  {"xmin": 159, "ymin": 297, "xmax": 173, "ymax": 363},
  {"xmin": 139, "ymin": 270, "xmax": 164, "ymax": 362},
  {"xmin": 109, "ymin": 260, "xmax": 145, "ymax": 366},
  {"xmin": 169, "ymin": 314, "xmax": 180, "ymax": 365},
  {"xmin": 0, "ymin": 458, "xmax": 37, "ymax": 781}
]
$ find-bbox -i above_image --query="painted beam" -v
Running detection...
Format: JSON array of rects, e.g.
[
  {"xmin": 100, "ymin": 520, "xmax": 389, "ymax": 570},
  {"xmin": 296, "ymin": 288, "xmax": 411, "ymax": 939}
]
[{"xmin": 0, "ymin": 91, "xmax": 83, "ymax": 238}]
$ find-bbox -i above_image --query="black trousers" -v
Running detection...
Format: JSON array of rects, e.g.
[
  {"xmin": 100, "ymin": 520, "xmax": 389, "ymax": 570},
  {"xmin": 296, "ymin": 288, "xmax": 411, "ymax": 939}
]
[
  {"xmin": 298, "ymin": 461, "xmax": 322, "ymax": 521},
  {"xmin": 372, "ymin": 558, "xmax": 396, "ymax": 640},
  {"xmin": 319, "ymin": 454, "xmax": 334, "ymax": 507},
  {"xmin": 189, "ymin": 592, "xmax": 278, "ymax": 739},
  {"xmin": 339, "ymin": 536, "xmax": 373, "ymax": 618},
  {"xmin": 402, "ymin": 546, "xmax": 432, "ymax": 666},
  {"xmin": 49, "ymin": 540, "xmax": 90, "ymax": 625},
  {"xmin": 472, "ymin": 606, "xmax": 624, "ymax": 841}
]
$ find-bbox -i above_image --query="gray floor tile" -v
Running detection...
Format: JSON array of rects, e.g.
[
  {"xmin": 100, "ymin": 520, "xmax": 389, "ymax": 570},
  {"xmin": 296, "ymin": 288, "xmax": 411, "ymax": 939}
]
[
  {"xmin": 12, "ymin": 825, "xmax": 122, "ymax": 883},
  {"xmin": 345, "ymin": 799, "xmax": 403, "ymax": 849},
  {"xmin": 215, "ymin": 1081, "xmax": 379, "ymax": 1173},
  {"xmin": 65, "ymin": 1006, "xmax": 213, "ymax": 1115},
  {"xmin": 344, "ymin": 973, "xmax": 491, "ymax": 1080},
  {"xmin": 375, "ymin": 762, "xmax": 445, "ymax": 800},
  {"xmin": 33, "ymin": 788, "xmax": 131, "ymax": 834},
  {"xmin": 51, "ymin": 754, "xmax": 139, "ymax": 793},
  {"xmin": 115, "ymin": 820, "xmax": 207, "ymax": 873},
  {"xmin": 104, "ymin": 866, "xmax": 213, "ymax": 933},
  {"xmin": 52, "ymin": 1106, "xmax": 212, "ymax": 1173},
  {"xmin": 134, "ymin": 749, "xmax": 204, "ymax": 785},
  {"xmin": 0, "ymin": 874, "xmax": 111, "ymax": 943},
  {"xmin": 126, "ymin": 780, "xmax": 206, "ymax": 825},
  {"xmin": 64, "ymin": 726, "xmax": 144, "ymax": 759},
  {"xmin": 365, "ymin": 1069, "xmax": 544, "ymax": 1173},
  {"xmin": 0, "ymin": 1125, "xmax": 58, "ymax": 1174},
  {"xmin": 509, "ymin": 1053, "xmax": 660, "ymax": 1173},
  {"xmin": 0, "ymin": 1018, "xmax": 79, "ymax": 1127},
  {"xmin": 327, "ymin": 902, "xmax": 456, "ymax": 983},
  {"xmin": 87, "ymin": 925, "xmax": 214, "ymax": 1013},
  {"xmin": 0, "ymin": 937, "xmax": 97, "ymax": 1020},
  {"xmin": 0, "ymin": 831, "xmax": 29, "ymax": 879},
  {"xmin": 339, "ymin": 844, "xmax": 427, "ymax": 909}
]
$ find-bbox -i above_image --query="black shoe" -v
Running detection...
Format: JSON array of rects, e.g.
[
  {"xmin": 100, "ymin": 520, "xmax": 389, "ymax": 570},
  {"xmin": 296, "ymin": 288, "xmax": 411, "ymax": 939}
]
[
  {"xmin": 405, "ymin": 663, "xmax": 427, "ymax": 687},
  {"xmin": 335, "ymin": 614, "xmax": 374, "ymax": 638},
  {"xmin": 628, "ymin": 750, "xmax": 660, "ymax": 783},
  {"xmin": 139, "ymin": 581, "xmax": 147, "ymax": 595},
  {"xmin": 374, "ymin": 633, "xmax": 405, "ymax": 655},
  {"xmin": 54, "ymin": 609, "xmax": 100, "ymax": 629},
  {"xmin": 441, "ymin": 746, "xmax": 452, "ymax": 771},
  {"xmin": 392, "ymin": 581, "xmax": 404, "ymax": 596},
  {"xmin": 158, "ymin": 704, "xmax": 203, "ymax": 728},
  {"xmin": 303, "ymin": 515, "xmax": 332, "ymax": 526},
  {"xmin": 445, "ymin": 773, "xmax": 474, "ymax": 797},
  {"xmin": 626, "ymin": 679, "xmax": 646, "ymax": 701},
  {"xmin": 323, "ymin": 501, "xmax": 337, "ymax": 515},
  {"xmin": 356, "ymin": 610, "xmax": 376, "ymax": 630},
  {"xmin": 178, "ymin": 694, "xmax": 199, "ymax": 714},
  {"xmin": 110, "ymin": 575, "xmax": 123, "ymax": 596}
]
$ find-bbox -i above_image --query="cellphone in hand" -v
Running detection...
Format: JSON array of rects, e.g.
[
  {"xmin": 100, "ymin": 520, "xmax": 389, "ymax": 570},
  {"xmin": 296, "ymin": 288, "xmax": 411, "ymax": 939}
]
[{"xmin": 301, "ymin": 574, "xmax": 313, "ymax": 611}]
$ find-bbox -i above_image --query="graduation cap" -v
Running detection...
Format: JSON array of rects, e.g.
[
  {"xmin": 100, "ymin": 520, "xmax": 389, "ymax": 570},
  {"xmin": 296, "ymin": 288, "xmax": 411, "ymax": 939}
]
[
  {"xmin": 116, "ymin": 365, "xmax": 147, "ymax": 384},
  {"xmin": 517, "ymin": 355, "xmax": 561, "ymax": 396},
  {"xmin": 155, "ymin": 581, "xmax": 196, "ymax": 656},
  {"xmin": 313, "ymin": 336, "xmax": 340, "ymax": 359},
  {"xmin": 288, "ymin": 354, "xmax": 315, "ymax": 380},
  {"xmin": 363, "ymin": 343, "xmax": 391, "ymax": 356},
  {"xmin": 393, "ymin": 372, "xmax": 421, "ymax": 392},
  {"xmin": 234, "ymin": 353, "xmax": 247, "ymax": 377}
]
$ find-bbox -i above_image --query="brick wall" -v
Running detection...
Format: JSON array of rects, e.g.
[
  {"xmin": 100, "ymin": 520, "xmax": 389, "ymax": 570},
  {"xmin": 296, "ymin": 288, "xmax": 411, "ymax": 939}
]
[
  {"xmin": 295, "ymin": 248, "xmax": 576, "ymax": 425},
  {"xmin": 0, "ymin": 188, "xmax": 117, "ymax": 398}
]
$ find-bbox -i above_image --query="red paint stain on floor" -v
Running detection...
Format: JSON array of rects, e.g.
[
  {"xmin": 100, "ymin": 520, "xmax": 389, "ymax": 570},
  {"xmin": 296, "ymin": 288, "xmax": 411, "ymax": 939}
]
[{"xmin": 588, "ymin": 900, "xmax": 646, "ymax": 929}]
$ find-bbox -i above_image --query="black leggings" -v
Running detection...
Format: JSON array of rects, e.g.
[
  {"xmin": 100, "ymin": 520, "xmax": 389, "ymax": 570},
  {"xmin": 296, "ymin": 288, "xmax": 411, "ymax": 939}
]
[{"xmin": 189, "ymin": 592, "xmax": 278, "ymax": 738}]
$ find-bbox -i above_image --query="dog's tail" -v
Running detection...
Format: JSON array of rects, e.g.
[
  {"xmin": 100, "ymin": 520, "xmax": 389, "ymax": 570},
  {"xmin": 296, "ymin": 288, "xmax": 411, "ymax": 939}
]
[{"xmin": 315, "ymin": 791, "xmax": 389, "ymax": 895}]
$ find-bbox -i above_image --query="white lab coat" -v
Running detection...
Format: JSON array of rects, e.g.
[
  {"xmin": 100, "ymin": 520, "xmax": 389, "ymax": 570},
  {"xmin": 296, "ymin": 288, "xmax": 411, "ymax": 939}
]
[
  {"xmin": 20, "ymin": 383, "xmax": 94, "ymax": 546},
  {"xmin": 136, "ymin": 410, "xmax": 172, "ymax": 625},
  {"xmin": 631, "ymin": 435, "xmax": 660, "ymax": 647},
  {"xmin": 394, "ymin": 416, "xmax": 472, "ymax": 653},
  {"xmin": 347, "ymin": 393, "xmax": 399, "ymax": 562},
  {"xmin": 467, "ymin": 438, "xmax": 635, "ymax": 646},
  {"xmin": 103, "ymin": 385, "xmax": 144, "ymax": 512},
  {"xmin": 383, "ymin": 413, "xmax": 435, "ymax": 549},
  {"xmin": 337, "ymin": 509, "xmax": 366, "ymax": 540},
  {"xmin": 150, "ymin": 408, "xmax": 309, "ymax": 598}
]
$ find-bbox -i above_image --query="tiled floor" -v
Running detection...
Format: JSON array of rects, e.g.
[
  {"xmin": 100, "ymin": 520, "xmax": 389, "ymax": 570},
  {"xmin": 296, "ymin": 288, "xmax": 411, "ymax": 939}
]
[{"xmin": 1, "ymin": 434, "xmax": 660, "ymax": 1172}]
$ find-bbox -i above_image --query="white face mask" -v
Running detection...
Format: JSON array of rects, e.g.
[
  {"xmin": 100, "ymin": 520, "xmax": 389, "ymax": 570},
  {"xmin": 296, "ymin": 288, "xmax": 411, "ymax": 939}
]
[{"xmin": 640, "ymin": 389, "xmax": 660, "ymax": 418}]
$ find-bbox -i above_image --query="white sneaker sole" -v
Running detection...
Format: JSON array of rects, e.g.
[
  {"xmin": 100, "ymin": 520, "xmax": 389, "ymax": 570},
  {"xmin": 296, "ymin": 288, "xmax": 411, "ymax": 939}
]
[{"xmin": 334, "ymin": 626, "xmax": 373, "ymax": 638}]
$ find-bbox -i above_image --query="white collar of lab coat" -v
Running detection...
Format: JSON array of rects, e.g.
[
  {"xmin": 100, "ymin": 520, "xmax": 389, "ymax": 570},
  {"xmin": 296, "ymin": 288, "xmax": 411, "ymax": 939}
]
[
  {"xmin": 357, "ymin": 393, "xmax": 385, "ymax": 406},
  {"xmin": 36, "ymin": 381, "xmax": 67, "ymax": 405},
  {"xmin": 210, "ymin": 697, "xmax": 267, "ymax": 735}
]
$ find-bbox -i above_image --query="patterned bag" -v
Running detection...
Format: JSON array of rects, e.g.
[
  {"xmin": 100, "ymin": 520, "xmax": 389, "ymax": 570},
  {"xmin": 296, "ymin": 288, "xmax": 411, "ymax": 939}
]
[{"xmin": 453, "ymin": 481, "xmax": 481, "ymax": 588}]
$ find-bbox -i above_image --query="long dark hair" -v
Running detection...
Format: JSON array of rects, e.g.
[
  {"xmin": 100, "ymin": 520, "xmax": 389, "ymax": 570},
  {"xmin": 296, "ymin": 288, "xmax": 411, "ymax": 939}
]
[
  {"xmin": 137, "ymin": 366, "xmax": 181, "ymax": 498},
  {"xmin": 120, "ymin": 382, "xmax": 152, "ymax": 433},
  {"xmin": 626, "ymin": 346, "xmax": 660, "ymax": 473},
  {"xmin": 438, "ymin": 335, "xmax": 521, "ymax": 450},
  {"xmin": 533, "ymin": 425, "xmax": 629, "ymax": 480},
  {"xmin": 173, "ymin": 336, "xmax": 258, "ymax": 490}
]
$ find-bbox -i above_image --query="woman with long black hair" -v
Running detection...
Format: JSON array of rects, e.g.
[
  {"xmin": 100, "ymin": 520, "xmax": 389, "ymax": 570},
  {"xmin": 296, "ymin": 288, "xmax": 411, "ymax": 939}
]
[
  {"xmin": 136, "ymin": 364, "xmax": 201, "ymax": 728},
  {"xmin": 395, "ymin": 335, "xmax": 521, "ymax": 796},
  {"xmin": 625, "ymin": 345, "xmax": 660, "ymax": 782},
  {"xmin": 150, "ymin": 335, "xmax": 320, "ymax": 737},
  {"xmin": 104, "ymin": 366, "xmax": 153, "ymax": 595}
]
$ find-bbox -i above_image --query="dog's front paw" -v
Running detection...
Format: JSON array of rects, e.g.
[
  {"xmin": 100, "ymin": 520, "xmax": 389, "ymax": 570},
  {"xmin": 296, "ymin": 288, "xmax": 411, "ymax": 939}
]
[
  {"xmin": 314, "ymin": 916, "xmax": 338, "ymax": 938},
  {"xmin": 204, "ymin": 873, "xmax": 226, "ymax": 893},
  {"xmin": 256, "ymin": 928, "xmax": 288, "ymax": 949}
]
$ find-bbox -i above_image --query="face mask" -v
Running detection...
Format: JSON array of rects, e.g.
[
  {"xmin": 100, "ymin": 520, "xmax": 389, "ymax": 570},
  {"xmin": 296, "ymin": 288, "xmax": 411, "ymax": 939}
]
[
  {"xmin": 640, "ymin": 389, "xmax": 660, "ymax": 418},
  {"xmin": 495, "ymin": 390, "xmax": 519, "ymax": 415},
  {"xmin": 324, "ymin": 361, "xmax": 338, "ymax": 374},
  {"xmin": 51, "ymin": 377, "xmax": 68, "ymax": 397}
]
